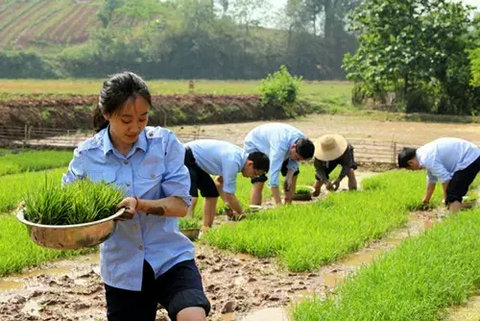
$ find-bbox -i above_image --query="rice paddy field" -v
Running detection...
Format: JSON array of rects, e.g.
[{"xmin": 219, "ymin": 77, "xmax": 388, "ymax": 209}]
[{"xmin": 0, "ymin": 145, "xmax": 479, "ymax": 320}]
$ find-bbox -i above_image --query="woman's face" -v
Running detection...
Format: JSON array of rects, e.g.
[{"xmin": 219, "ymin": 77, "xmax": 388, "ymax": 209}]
[{"xmin": 103, "ymin": 95, "xmax": 150, "ymax": 149}]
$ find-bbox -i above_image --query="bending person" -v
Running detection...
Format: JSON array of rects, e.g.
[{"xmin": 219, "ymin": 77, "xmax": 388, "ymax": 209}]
[
  {"xmin": 243, "ymin": 123, "xmax": 314, "ymax": 205},
  {"xmin": 184, "ymin": 139, "xmax": 269, "ymax": 229},
  {"xmin": 398, "ymin": 137, "xmax": 480, "ymax": 212},
  {"xmin": 312, "ymin": 134, "xmax": 357, "ymax": 196},
  {"xmin": 62, "ymin": 72, "xmax": 210, "ymax": 321}
]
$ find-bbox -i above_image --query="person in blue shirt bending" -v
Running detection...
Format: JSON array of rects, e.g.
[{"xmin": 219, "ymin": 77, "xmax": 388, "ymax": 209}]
[
  {"xmin": 398, "ymin": 137, "xmax": 480, "ymax": 213},
  {"xmin": 184, "ymin": 139, "xmax": 269, "ymax": 230},
  {"xmin": 243, "ymin": 123, "xmax": 314, "ymax": 206},
  {"xmin": 63, "ymin": 72, "xmax": 210, "ymax": 321}
]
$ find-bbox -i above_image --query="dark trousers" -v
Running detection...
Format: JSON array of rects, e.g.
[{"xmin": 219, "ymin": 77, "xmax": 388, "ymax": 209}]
[{"xmin": 105, "ymin": 260, "xmax": 210, "ymax": 321}]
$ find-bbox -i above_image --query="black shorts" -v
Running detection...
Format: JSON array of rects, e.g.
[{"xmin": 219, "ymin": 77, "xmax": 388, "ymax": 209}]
[
  {"xmin": 105, "ymin": 260, "xmax": 210, "ymax": 321},
  {"xmin": 185, "ymin": 148, "xmax": 219, "ymax": 198},
  {"xmin": 445, "ymin": 156, "xmax": 480, "ymax": 205},
  {"xmin": 251, "ymin": 159, "xmax": 299, "ymax": 184}
]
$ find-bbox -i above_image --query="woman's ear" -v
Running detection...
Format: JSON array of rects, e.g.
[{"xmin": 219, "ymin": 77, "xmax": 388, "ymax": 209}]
[{"xmin": 102, "ymin": 111, "xmax": 110, "ymax": 121}]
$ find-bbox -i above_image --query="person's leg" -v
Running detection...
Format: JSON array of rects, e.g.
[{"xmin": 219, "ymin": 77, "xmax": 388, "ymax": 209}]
[
  {"xmin": 177, "ymin": 307, "xmax": 206, "ymax": 321},
  {"xmin": 284, "ymin": 174, "xmax": 298, "ymax": 204},
  {"xmin": 250, "ymin": 174, "xmax": 267, "ymax": 205},
  {"xmin": 448, "ymin": 201, "xmax": 462, "ymax": 213},
  {"xmin": 195, "ymin": 168, "xmax": 220, "ymax": 229},
  {"xmin": 250, "ymin": 182, "xmax": 264, "ymax": 205},
  {"xmin": 186, "ymin": 197, "xmax": 198, "ymax": 218},
  {"xmin": 104, "ymin": 261, "xmax": 157, "ymax": 321},
  {"xmin": 186, "ymin": 164, "xmax": 199, "ymax": 219},
  {"xmin": 347, "ymin": 168, "xmax": 357, "ymax": 190},
  {"xmin": 445, "ymin": 156, "xmax": 480, "ymax": 212},
  {"xmin": 312, "ymin": 179, "xmax": 324, "ymax": 197},
  {"xmin": 154, "ymin": 260, "xmax": 210, "ymax": 321},
  {"xmin": 203, "ymin": 197, "xmax": 218, "ymax": 229}
]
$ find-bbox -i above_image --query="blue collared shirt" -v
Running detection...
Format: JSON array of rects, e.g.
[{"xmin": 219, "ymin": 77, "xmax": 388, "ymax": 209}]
[
  {"xmin": 62, "ymin": 126, "xmax": 194, "ymax": 291},
  {"xmin": 243, "ymin": 123, "xmax": 304, "ymax": 188},
  {"xmin": 185, "ymin": 139, "xmax": 247, "ymax": 194},
  {"xmin": 416, "ymin": 137, "xmax": 480, "ymax": 183}
]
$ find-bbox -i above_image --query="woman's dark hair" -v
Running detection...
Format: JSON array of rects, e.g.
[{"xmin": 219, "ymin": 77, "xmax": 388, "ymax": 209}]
[
  {"xmin": 397, "ymin": 147, "xmax": 417, "ymax": 168},
  {"xmin": 248, "ymin": 152, "xmax": 270, "ymax": 173},
  {"xmin": 93, "ymin": 72, "xmax": 152, "ymax": 132},
  {"xmin": 295, "ymin": 138, "xmax": 315, "ymax": 160}
]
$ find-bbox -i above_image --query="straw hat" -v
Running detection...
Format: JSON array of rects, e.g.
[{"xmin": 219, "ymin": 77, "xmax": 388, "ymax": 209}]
[{"xmin": 314, "ymin": 134, "xmax": 348, "ymax": 161}]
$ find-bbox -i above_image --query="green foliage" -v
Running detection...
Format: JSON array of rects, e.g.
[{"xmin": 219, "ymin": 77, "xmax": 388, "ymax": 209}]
[
  {"xmin": 0, "ymin": 51, "xmax": 58, "ymax": 78},
  {"xmin": 0, "ymin": 214, "xmax": 92, "ymax": 276},
  {"xmin": 344, "ymin": 0, "xmax": 480, "ymax": 115},
  {"xmin": 0, "ymin": 0, "xmax": 360, "ymax": 80},
  {"xmin": 0, "ymin": 150, "xmax": 72, "ymax": 176},
  {"xmin": 259, "ymin": 65, "xmax": 303, "ymax": 117},
  {"xmin": 24, "ymin": 179, "xmax": 124, "ymax": 225},
  {"xmin": 293, "ymin": 208, "xmax": 480, "ymax": 320},
  {"xmin": 204, "ymin": 170, "xmax": 442, "ymax": 271},
  {"xmin": 469, "ymin": 47, "xmax": 480, "ymax": 87},
  {"xmin": 0, "ymin": 168, "xmax": 65, "ymax": 213},
  {"xmin": 179, "ymin": 217, "xmax": 202, "ymax": 230}
]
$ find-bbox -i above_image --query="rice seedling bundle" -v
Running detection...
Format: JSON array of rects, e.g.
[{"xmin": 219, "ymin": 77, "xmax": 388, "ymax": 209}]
[{"xmin": 23, "ymin": 179, "xmax": 123, "ymax": 225}]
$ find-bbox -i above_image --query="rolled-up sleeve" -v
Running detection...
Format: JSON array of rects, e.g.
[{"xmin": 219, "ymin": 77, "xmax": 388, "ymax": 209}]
[
  {"xmin": 286, "ymin": 158, "xmax": 299, "ymax": 172},
  {"xmin": 161, "ymin": 132, "xmax": 192, "ymax": 206},
  {"xmin": 62, "ymin": 148, "xmax": 84, "ymax": 185}
]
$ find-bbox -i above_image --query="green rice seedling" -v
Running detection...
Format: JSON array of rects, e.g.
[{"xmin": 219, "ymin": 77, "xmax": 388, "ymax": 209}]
[
  {"xmin": 203, "ymin": 170, "xmax": 443, "ymax": 272},
  {"xmin": 293, "ymin": 208, "xmax": 480, "ymax": 321},
  {"xmin": 0, "ymin": 168, "xmax": 65, "ymax": 213},
  {"xmin": 179, "ymin": 217, "xmax": 202, "ymax": 230},
  {"xmin": 0, "ymin": 150, "xmax": 72, "ymax": 176},
  {"xmin": 23, "ymin": 179, "xmax": 123, "ymax": 225},
  {"xmin": 0, "ymin": 213, "xmax": 92, "ymax": 276}
]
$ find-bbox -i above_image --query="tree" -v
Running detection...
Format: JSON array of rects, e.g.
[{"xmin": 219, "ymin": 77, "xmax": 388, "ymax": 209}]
[{"xmin": 344, "ymin": 0, "xmax": 478, "ymax": 114}]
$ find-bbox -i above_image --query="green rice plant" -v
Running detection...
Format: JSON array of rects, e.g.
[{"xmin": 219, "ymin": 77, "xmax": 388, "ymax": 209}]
[
  {"xmin": 179, "ymin": 217, "xmax": 202, "ymax": 230},
  {"xmin": 0, "ymin": 150, "xmax": 72, "ymax": 176},
  {"xmin": 23, "ymin": 179, "xmax": 123, "ymax": 225},
  {"xmin": 203, "ymin": 170, "xmax": 443, "ymax": 271},
  {"xmin": 0, "ymin": 213, "xmax": 92, "ymax": 275},
  {"xmin": 0, "ymin": 168, "xmax": 65, "ymax": 213},
  {"xmin": 293, "ymin": 208, "xmax": 480, "ymax": 321}
]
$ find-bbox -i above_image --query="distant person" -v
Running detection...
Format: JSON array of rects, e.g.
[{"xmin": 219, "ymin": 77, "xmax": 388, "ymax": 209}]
[
  {"xmin": 398, "ymin": 137, "xmax": 480, "ymax": 212},
  {"xmin": 312, "ymin": 134, "xmax": 357, "ymax": 196},
  {"xmin": 243, "ymin": 123, "xmax": 314, "ymax": 205},
  {"xmin": 63, "ymin": 72, "xmax": 210, "ymax": 321},
  {"xmin": 184, "ymin": 139, "xmax": 269, "ymax": 229}
]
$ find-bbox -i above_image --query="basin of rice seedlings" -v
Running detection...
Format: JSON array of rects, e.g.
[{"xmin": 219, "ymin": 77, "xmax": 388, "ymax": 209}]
[
  {"xmin": 293, "ymin": 185, "xmax": 314, "ymax": 201},
  {"xmin": 179, "ymin": 217, "xmax": 202, "ymax": 240},
  {"xmin": 17, "ymin": 179, "xmax": 124, "ymax": 249}
]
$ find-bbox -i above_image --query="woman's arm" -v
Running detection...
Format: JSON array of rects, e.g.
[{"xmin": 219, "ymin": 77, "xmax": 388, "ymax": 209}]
[{"xmin": 117, "ymin": 196, "xmax": 188, "ymax": 218}]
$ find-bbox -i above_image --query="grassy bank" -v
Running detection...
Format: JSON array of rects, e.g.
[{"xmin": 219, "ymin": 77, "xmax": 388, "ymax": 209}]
[{"xmin": 293, "ymin": 208, "xmax": 480, "ymax": 320}]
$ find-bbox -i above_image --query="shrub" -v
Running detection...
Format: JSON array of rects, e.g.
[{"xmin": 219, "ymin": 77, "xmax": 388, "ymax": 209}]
[{"xmin": 259, "ymin": 65, "xmax": 303, "ymax": 117}]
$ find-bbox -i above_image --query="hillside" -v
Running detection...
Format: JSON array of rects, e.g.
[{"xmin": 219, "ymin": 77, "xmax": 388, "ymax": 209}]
[{"xmin": 0, "ymin": 0, "xmax": 101, "ymax": 50}]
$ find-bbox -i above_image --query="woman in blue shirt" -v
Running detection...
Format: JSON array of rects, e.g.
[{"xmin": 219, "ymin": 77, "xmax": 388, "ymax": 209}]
[{"xmin": 62, "ymin": 72, "xmax": 210, "ymax": 321}]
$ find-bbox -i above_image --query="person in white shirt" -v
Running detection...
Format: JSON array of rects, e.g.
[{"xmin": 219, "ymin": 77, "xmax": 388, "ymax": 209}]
[
  {"xmin": 184, "ymin": 139, "xmax": 269, "ymax": 229},
  {"xmin": 398, "ymin": 137, "xmax": 480, "ymax": 212},
  {"xmin": 243, "ymin": 123, "xmax": 314, "ymax": 205}
]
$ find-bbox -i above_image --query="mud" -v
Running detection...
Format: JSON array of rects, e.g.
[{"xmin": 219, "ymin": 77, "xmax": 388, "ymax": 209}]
[{"xmin": 0, "ymin": 170, "xmax": 454, "ymax": 321}]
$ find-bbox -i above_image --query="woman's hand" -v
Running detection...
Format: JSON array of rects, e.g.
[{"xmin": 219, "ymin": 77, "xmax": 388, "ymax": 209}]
[{"xmin": 115, "ymin": 197, "xmax": 137, "ymax": 220}]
